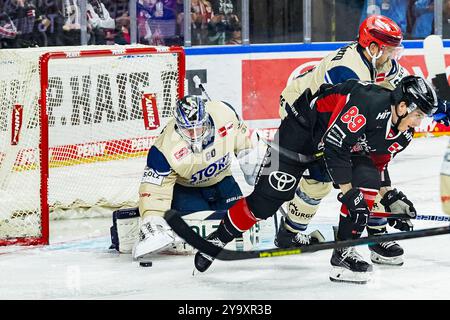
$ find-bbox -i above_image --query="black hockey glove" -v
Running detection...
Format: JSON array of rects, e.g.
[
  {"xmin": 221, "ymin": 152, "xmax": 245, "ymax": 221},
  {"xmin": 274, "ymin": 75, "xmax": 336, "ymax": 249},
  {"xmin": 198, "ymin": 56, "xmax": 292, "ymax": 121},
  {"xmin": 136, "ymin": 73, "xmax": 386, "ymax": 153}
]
[
  {"xmin": 380, "ymin": 189, "xmax": 416, "ymax": 231},
  {"xmin": 338, "ymin": 188, "xmax": 370, "ymax": 227}
]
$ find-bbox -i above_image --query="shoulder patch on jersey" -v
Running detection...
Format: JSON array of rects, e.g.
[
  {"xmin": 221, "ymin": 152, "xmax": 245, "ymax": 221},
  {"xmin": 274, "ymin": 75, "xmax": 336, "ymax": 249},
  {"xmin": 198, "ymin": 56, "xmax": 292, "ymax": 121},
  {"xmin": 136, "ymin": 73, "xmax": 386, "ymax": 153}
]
[
  {"xmin": 174, "ymin": 146, "xmax": 191, "ymax": 161},
  {"xmin": 325, "ymin": 66, "xmax": 360, "ymax": 85},
  {"xmin": 141, "ymin": 167, "xmax": 165, "ymax": 185},
  {"xmin": 218, "ymin": 122, "xmax": 234, "ymax": 137},
  {"xmin": 146, "ymin": 146, "xmax": 171, "ymax": 176}
]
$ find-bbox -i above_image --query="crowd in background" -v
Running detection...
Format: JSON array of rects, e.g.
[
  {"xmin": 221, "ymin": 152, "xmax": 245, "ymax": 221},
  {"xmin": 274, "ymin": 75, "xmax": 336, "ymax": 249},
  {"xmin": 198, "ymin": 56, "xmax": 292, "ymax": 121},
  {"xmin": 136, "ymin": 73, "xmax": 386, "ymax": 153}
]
[{"xmin": 1, "ymin": 0, "xmax": 450, "ymax": 49}]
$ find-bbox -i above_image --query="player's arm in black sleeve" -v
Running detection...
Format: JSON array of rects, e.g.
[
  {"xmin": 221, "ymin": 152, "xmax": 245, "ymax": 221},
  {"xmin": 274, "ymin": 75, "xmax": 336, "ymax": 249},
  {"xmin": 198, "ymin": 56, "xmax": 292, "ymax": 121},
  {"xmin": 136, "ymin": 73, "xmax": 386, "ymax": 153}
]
[{"xmin": 322, "ymin": 91, "xmax": 369, "ymax": 189}]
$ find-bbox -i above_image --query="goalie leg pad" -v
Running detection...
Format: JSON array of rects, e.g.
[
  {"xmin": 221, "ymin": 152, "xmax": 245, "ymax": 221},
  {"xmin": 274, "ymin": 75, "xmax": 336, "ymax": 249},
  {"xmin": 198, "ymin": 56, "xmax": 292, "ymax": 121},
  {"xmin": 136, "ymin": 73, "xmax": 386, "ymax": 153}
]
[
  {"xmin": 284, "ymin": 178, "xmax": 332, "ymax": 232},
  {"xmin": 110, "ymin": 207, "xmax": 140, "ymax": 254}
]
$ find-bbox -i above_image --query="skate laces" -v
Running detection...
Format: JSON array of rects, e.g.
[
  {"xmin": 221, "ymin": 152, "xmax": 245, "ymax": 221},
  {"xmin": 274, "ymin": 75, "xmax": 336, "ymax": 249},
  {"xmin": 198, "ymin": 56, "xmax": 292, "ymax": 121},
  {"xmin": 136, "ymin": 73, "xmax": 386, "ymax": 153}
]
[
  {"xmin": 293, "ymin": 233, "xmax": 311, "ymax": 245},
  {"xmin": 379, "ymin": 241, "xmax": 398, "ymax": 249},
  {"xmin": 199, "ymin": 234, "xmax": 226, "ymax": 261},
  {"xmin": 341, "ymin": 247, "xmax": 364, "ymax": 263}
]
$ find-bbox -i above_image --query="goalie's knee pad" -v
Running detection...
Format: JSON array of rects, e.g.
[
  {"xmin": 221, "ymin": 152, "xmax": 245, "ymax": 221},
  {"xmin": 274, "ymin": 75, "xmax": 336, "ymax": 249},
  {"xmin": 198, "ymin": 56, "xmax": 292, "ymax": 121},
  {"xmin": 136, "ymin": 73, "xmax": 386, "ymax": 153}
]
[
  {"xmin": 110, "ymin": 207, "xmax": 140, "ymax": 254},
  {"xmin": 284, "ymin": 178, "xmax": 332, "ymax": 232}
]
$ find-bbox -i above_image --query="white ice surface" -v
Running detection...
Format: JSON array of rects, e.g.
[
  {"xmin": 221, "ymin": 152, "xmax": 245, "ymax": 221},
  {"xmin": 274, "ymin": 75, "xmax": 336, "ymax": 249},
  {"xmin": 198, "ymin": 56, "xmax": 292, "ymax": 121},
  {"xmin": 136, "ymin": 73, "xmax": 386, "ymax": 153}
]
[{"xmin": 1, "ymin": 136, "xmax": 450, "ymax": 300}]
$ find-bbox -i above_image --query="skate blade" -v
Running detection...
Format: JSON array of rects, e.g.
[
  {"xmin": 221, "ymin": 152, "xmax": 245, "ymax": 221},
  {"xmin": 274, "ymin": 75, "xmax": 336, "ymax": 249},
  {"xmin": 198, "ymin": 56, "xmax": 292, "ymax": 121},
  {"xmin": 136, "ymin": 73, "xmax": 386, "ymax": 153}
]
[
  {"xmin": 329, "ymin": 266, "xmax": 372, "ymax": 284},
  {"xmin": 370, "ymin": 252, "xmax": 404, "ymax": 266}
]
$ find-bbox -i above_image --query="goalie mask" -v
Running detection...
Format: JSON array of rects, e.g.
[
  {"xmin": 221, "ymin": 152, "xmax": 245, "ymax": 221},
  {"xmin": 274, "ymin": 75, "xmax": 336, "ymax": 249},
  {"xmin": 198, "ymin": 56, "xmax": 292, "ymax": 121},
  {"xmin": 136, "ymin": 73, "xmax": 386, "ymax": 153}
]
[{"xmin": 174, "ymin": 95, "xmax": 211, "ymax": 153}]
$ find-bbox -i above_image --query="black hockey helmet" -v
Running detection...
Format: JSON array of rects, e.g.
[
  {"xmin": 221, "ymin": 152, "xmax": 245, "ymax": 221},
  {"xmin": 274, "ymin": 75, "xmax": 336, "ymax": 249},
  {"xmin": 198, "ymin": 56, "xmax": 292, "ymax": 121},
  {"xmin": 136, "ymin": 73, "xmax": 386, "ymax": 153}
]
[{"xmin": 391, "ymin": 75, "xmax": 438, "ymax": 116}]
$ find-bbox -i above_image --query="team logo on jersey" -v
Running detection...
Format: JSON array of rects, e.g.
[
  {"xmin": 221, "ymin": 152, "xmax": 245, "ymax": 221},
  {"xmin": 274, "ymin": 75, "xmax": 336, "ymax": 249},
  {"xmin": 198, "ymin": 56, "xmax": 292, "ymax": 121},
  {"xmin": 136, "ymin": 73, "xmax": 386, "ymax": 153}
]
[
  {"xmin": 174, "ymin": 147, "xmax": 191, "ymax": 161},
  {"xmin": 376, "ymin": 110, "xmax": 391, "ymax": 120},
  {"xmin": 269, "ymin": 171, "xmax": 297, "ymax": 192},
  {"xmin": 141, "ymin": 167, "xmax": 165, "ymax": 185},
  {"xmin": 218, "ymin": 122, "xmax": 234, "ymax": 137},
  {"xmin": 388, "ymin": 142, "xmax": 403, "ymax": 154},
  {"xmin": 190, "ymin": 153, "xmax": 231, "ymax": 184}
]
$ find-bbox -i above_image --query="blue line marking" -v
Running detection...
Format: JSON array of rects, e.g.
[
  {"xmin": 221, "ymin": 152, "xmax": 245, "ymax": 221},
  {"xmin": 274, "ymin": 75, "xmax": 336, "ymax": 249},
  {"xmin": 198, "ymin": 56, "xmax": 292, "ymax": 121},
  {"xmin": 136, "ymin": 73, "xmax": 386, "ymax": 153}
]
[{"xmin": 185, "ymin": 40, "xmax": 450, "ymax": 56}]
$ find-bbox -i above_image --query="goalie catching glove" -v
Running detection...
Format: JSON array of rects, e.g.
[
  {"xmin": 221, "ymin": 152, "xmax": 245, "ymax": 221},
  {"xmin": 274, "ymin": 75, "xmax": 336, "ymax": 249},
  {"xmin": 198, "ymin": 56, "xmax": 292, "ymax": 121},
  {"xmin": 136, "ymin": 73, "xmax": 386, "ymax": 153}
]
[
  {"xmin": 380, "ymin": 189, "xmax": 415, "ymax": 231},
  {"xmin": 236, "ymin": 137, "xmax": 266, "ymax": 186}
]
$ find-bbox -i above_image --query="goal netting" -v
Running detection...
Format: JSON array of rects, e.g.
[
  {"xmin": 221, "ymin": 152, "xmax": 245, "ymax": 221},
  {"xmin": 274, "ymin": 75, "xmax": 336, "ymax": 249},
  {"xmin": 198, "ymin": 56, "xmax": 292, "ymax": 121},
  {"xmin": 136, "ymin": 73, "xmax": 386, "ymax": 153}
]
[{"xmin": 0, "ymin": 45, "xmax": 185, "ymax": 245}]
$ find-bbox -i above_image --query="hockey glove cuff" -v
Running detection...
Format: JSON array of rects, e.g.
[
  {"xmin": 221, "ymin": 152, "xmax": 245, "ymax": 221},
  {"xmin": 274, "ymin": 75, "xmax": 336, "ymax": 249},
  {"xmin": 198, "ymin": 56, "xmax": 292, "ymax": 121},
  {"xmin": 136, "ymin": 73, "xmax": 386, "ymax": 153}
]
[{"xmin": 338, "ymin": 188, "xmax": 370, "ymax": 227}]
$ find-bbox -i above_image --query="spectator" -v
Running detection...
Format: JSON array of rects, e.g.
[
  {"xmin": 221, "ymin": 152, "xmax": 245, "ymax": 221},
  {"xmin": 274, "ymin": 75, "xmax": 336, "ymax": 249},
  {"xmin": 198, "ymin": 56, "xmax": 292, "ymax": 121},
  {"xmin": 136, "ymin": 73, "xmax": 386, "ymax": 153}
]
[
  {"xmin": 444, "ymin": 0, "xmax": 450, "ymax": 38},
  {"xmin": 191, "ymin": 0, "xmax": 213, "ymax": 45},
  {"xmin": 114, "ymin": 11, "xmax": 130, "ymax": 44},
  {"xmin": 87, "ymin": 0, "xmax": 115, "ymax": 44},
  {"xmin": 5, "ymin": 0, "xmax": 44, "ymax": 47},
  {"xmin": 360, "ymin": 0, "xmax": 409, "ymax": 35},
  {"xmin": 62, "ymin": 0, "xmax": 82, "ymax": 45},
  {"xmin": 61, "ymin": 0, "xmax": 115, "ymax": 46},
  {"xmin": 36, "ymin": 0, "xmax": 66, "ymax": 47},
  {"xmin": 226, "ymin": 14, "xmax": 241, "ymax": 45},
  {"xmin": 0, "ymin": 12, "xmax": 17, "ymax": 48},
  {"xmin": 175, "ymin": 0, "xmax": 184, "ymax": 44},
  {"xmin": 137, "ymin": 0, "xmax": 153, "ymax": 44},
  {"xmin": 411, "ymin": 0, "xmax": 434, "ymax": 39},
  {"xmin": 208, "ymin": 0, "xmax": 240, "ymax": 45}
]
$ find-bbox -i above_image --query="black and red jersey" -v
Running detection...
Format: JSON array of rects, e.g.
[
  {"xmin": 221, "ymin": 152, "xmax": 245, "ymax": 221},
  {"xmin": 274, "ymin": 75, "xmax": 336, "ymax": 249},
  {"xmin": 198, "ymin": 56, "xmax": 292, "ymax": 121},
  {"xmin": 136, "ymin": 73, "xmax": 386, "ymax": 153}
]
[{"xmin": 291, "ymin": 80, "xmax": 414, "ymax": 186}]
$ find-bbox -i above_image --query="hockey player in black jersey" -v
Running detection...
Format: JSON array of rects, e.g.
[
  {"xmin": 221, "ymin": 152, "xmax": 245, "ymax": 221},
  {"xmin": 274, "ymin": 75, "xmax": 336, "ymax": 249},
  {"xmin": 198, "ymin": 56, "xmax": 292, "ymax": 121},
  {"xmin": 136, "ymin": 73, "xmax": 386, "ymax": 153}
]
[
  {"xmin": 194, "ymin": 75, "xmax": 438, "ymax": 284},
  {"xmin": 275, "ymin": 14, "xmax": 409, "ymax": 265}
]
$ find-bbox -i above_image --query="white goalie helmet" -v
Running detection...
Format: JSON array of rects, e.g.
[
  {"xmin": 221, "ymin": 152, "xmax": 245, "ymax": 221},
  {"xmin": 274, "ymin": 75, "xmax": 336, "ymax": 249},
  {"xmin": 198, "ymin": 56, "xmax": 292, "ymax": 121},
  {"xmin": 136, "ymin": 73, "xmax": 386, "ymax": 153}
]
[{"xmin": 174, "ymin": 95, "xmax": 211, "ymax": 153}]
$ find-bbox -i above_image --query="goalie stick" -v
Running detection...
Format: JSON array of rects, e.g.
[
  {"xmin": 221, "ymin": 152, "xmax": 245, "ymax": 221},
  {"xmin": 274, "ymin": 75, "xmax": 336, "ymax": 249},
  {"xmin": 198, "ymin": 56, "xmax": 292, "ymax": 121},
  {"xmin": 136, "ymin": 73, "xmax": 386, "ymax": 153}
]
[{"xmin": 164, "ymin": 209, "xmax": 450, "ymax": 261}]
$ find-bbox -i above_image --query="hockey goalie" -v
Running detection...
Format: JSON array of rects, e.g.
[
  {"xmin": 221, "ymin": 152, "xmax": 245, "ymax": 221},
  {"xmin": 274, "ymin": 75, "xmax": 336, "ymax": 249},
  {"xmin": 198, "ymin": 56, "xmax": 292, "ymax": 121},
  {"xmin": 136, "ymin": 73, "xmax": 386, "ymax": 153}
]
[{"xmin": 109, "ymin": 95, "xmax": 264, "ymax": 259}]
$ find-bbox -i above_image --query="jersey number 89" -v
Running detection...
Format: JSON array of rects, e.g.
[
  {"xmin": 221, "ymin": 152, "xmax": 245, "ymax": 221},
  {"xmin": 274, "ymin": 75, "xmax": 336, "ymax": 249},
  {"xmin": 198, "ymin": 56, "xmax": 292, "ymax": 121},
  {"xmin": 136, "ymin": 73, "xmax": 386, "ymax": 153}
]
[{"xmin": 340, "ymin": 106, "xmax": 366, "ymax": 133}]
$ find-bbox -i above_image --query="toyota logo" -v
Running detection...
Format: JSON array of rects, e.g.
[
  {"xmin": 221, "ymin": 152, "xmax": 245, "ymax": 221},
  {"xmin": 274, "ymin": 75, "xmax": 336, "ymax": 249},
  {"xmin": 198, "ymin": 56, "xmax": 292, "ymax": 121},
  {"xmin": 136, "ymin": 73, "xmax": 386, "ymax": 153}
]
[{"xmin": 269, "ymin": 171, "xmax": 297, "ymax": 192}]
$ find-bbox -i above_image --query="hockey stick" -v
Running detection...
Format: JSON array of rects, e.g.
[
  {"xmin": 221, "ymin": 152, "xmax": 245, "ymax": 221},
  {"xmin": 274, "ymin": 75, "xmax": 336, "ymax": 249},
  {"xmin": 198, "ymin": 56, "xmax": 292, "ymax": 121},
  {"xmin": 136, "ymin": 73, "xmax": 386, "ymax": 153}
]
[
  {"xmin": 279, "ymin": 205, "xmax": 450, "ymax": 222},
  {"xmin": 370, "ymin": 211, "xmax": 450, "ymax": 222},
  {"xmin": 164, "ymin": 209, "xmax": 450, "ymax": 261}
]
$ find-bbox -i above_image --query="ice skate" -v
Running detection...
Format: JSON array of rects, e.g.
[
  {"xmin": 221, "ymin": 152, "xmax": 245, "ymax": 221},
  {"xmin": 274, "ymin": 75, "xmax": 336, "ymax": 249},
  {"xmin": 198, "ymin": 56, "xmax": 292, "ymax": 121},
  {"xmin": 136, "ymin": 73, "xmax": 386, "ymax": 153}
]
[
  {"xmin": 330, "ymin": 247, "xmax": 373, "ymax": 284},
  {"xmin": 369, "ymin": 241, "xmax": 404, "ymax": 266},
  {"xmin": 274, "ymin": 217, "xmax": 325, "ymax": 248},
  {"xmin": 193, "ymin": 231, "xmax": 226, "ymax": 273}
]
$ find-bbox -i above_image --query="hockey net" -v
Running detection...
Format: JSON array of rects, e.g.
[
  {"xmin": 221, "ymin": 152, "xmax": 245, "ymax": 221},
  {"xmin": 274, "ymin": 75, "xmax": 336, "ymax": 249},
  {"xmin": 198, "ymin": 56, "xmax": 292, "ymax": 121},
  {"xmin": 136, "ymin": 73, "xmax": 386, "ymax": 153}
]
[{"xmin": 0, "ymin": 45, "xmax": 185, "ymax": 245}]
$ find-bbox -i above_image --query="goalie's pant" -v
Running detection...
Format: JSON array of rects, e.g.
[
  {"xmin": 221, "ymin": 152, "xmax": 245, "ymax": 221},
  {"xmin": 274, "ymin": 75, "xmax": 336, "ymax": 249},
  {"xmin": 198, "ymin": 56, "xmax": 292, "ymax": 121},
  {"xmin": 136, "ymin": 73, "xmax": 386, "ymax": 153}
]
[{"xmin": 172, "ymin": 175, "xmax": 243, "ymax": 216}]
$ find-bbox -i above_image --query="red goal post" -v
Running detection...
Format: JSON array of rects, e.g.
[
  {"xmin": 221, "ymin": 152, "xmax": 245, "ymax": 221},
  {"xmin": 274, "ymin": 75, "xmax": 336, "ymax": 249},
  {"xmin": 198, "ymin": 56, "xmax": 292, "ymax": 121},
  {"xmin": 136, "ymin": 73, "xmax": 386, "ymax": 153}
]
[{"xmin": 0, "ymin": 45, "xmax": 185, "ymax": 246}]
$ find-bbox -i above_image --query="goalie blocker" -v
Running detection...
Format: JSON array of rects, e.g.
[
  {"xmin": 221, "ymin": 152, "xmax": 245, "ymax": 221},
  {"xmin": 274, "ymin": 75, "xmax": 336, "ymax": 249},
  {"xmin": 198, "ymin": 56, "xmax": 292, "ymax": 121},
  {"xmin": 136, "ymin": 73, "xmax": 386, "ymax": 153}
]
[{"xmin": 109, "ymin": 207, "xmax": 260, "ymax": 255}]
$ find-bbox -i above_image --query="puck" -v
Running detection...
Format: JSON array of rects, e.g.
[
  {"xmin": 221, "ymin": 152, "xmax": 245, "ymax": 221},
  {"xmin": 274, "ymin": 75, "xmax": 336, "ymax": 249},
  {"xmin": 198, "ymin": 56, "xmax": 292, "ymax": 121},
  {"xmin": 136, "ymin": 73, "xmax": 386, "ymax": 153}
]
[{"xmin": 139, "ymin": 261, "xmax": 152, "ymax": 267}]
